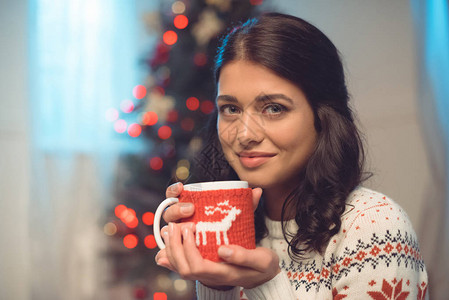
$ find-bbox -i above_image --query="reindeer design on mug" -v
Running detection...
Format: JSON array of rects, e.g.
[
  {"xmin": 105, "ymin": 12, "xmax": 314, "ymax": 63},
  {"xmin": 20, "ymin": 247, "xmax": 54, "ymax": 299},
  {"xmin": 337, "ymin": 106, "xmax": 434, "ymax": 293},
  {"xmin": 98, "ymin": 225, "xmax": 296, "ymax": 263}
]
[{"xmin": 195, "ymin": 200, "xmax": 241, "ymax": 246}]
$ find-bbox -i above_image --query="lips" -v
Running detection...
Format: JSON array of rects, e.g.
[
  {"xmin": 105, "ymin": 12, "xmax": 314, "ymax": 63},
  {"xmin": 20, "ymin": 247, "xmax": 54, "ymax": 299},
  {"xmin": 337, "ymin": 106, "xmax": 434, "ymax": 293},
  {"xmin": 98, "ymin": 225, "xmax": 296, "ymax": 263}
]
[{"xmin": 237, "ymin": 151, "xmax": 276, "ymax": 168}]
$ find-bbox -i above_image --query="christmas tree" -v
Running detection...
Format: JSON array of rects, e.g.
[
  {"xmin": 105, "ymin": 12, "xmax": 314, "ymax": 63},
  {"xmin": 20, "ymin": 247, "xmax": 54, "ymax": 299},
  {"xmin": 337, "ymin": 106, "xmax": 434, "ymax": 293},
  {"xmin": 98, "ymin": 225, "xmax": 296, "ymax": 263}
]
[{"xmin": 103, "ymin": 1, "xmax": 267, "ymax": 299}]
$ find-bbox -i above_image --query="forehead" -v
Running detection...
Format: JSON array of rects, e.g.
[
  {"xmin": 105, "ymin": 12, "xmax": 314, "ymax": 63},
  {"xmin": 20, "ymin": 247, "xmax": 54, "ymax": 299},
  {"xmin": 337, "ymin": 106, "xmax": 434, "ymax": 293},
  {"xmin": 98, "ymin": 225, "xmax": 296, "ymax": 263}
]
[{"xmin": 217, "ymin": 60, "xmax": 306, "ymax": 104}]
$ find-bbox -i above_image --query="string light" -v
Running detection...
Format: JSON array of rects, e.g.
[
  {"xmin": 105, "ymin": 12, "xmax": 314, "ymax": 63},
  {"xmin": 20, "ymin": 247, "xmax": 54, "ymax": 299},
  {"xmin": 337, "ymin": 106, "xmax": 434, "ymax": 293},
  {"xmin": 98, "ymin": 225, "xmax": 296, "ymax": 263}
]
[
  {"xmin": 142, "ymin": 111, "xmax": 158, "ymax": 126},
  {"xmin": 114, "ymin": 119, "xmax": 127, "ymax": 133},
  {"xmin": 166, "ymin": 109, "xmax": 178, "ymax": 122},
  {"xmin": 158, "ymin": 125, "xmax": 172, "ymax": 139},
  {"xmin": 177, "ymin": 159, "xmax": 190, "ymax": 169},
  {"xmin": 105, "ymin": 108, "xmax": 119, "ymax": 122},
  {"xmin": 142, "ymin": 212, "xmax": 155, "ymax": 225},
  {"xmin": 153, "ymin": 292, "xmax": 167, "ymax": 300},
  {"xmin": 123, "ymin": 234, "xmax": 138, "ymax": 249},
  {"xmin": 200, "ymin": 100, "xmax": 215, "ymax": 114},
  {"xmin": 133, "ymin": 85, "xmax": 147, "ymax": 99},
  {"xmin": 186, "ymin": 97, "xmax": 199, "ymax": 111},
  {"xmin": 174, "ymin": 15, "xmax": 189, "ymax": 29},
  {"xmin": 115, "ymin": 204, "xmax": 127, "ymax": 218},
  {"xmin": 120, "ymin": 99, "xmax": 134, "ymax": 113},
  {"xmin": 193, "ymin": 53, "xmax": 207, "ymax": 66},
  {"xmin": 150, "ymin": 157, "xmax": 163, "ymax": 170},
  {"xmin": 127, "ymin": 123, "xmax": 142, "ymax": 137},
  {"xmin": 174, "ymin": 279, "xmax": 188, "ymax": 292},
  {"xmin": 103, "ymin": 222, "xmax": 117, "ymax": 236},
  {"xmin": 144, "ymin": 235, "xmax": 157, "ymax": 249},
  {"xmin": 181, "ymin": 118, "xmax": 194, "ymax": 131},
  {"xmin": 176, "ymin": 166, "xmax": 189, "ymax": 180},
  {"xmin": 171, "ymin": 1, "xmax": 186, "ymax": 14},
  {"xmin": 163, "ymin": 30, "xmax": 178, "ymax": 45}
]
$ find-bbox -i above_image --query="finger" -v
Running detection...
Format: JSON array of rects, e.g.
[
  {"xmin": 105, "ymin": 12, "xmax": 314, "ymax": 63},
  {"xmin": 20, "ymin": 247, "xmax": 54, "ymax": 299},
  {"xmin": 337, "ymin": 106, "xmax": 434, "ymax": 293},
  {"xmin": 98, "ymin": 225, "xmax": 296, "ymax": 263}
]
[
  {"xmin": 217, "ymin": 245, "xmax": 279, "ymax": 273},
  {"xmin": 251, "ymin": 187, "xmax": 263, "ymax": 211},
  {"xmin": 155, "ymin": 249, "xmax": 176, "ymax": 272},
  {"xmin": 162, "ymin": 202, "xmax": 194, "ymax": 223},
  {"xmin": 167, "ymin": 222, "xmax": 191, "ymax": 277},
  {"xmin": 166, "ymin": 182, "xmax": 183, "ymax": 198}
]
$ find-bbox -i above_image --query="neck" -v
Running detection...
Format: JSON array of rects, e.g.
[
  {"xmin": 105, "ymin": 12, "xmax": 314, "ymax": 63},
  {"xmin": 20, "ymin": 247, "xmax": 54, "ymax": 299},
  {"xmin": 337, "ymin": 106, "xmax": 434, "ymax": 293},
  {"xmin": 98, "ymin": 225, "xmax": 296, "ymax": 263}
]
[{"xmin": 263, "ymin": 185, "xmax": 296, "ymax": 221}]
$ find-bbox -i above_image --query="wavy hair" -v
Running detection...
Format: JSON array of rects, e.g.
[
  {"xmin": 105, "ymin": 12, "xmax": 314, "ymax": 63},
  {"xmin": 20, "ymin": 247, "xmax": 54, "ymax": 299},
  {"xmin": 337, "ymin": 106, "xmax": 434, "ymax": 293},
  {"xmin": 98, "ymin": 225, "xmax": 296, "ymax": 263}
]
[{"xmin": 191, "ymin": 12, "xmax": 367, "ymax": 259}]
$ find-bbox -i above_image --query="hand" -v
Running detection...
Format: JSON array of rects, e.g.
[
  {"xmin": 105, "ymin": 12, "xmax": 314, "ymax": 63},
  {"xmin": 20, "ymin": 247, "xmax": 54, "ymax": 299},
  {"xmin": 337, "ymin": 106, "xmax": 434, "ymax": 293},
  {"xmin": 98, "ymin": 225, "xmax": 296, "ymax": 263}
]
[{"xmin": 155, "ymin": 186, "xmax": 280, "ymax": 290}]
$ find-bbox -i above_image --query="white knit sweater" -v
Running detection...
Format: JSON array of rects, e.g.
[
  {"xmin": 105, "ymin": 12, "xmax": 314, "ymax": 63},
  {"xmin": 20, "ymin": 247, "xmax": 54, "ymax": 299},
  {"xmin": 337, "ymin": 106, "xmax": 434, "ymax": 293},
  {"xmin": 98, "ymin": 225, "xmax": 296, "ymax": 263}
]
[{"xmin": 196, "ymin": 187, "xmax": 428, "ymax": 299}]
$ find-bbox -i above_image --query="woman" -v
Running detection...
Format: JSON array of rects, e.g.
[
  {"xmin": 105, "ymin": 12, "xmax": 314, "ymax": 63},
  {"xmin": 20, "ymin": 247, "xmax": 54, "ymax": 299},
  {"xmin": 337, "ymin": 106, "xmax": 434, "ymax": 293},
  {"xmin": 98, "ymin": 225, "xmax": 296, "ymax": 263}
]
[{"xmin": 155, "ymin": 13, "xmax": 428, "ymax": 299}]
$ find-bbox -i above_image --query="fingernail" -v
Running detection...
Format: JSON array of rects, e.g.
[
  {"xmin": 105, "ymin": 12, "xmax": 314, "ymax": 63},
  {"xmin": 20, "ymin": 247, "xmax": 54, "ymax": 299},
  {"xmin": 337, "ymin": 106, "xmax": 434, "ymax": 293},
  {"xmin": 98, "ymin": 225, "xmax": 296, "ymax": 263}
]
[
  {"xmin": 180, "ymin": 203, "xmax": 194, "ymax": 214},
  {"xmin": 169, "ymin": 182, "xmax": 180, "ymax": 192},
  {"xmin": 169, "ymin": 222, "xmax": 174, "ymax": 234},
  {"xmin": 218, "ymin": 247, "xmax": 233, "ymax": 258},
  {"xmin": 182, "ymin": 227, "xmax": 189, "ymax": 239}
]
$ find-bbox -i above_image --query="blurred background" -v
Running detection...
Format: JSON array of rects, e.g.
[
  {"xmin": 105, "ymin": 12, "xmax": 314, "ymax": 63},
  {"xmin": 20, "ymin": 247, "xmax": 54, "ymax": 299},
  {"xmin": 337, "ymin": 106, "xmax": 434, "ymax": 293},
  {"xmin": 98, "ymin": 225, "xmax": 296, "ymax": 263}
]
[{"xmin": 1, "ymin": 0, "xmax": 448, "ymax": 299}]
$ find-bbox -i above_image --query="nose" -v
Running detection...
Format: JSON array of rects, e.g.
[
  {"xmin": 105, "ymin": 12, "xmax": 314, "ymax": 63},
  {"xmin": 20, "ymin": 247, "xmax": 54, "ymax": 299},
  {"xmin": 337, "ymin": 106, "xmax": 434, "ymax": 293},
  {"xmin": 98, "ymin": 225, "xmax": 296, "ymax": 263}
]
[{"xmin": 236, "ymin": 112, "xmax": 264, "ymax": 147}]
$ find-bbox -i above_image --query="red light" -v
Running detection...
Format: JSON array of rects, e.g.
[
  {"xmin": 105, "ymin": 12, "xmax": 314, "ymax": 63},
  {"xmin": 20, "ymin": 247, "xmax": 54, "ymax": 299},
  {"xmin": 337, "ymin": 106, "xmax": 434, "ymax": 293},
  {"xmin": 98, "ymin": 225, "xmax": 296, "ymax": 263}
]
[
  {"xmin": 153, "ymin": 86, "xmax": 165, "ymax": 95},
  {"xmin": 114, "ymin": 119, "xmax": 127, "ymax": 133},
  {"xmin": 153, "ymin": 293, "xmax": 167, "ymax": 300},
  {"xmin": 144, "ymin": 235, "xmax": 157, "ymax": 249},
  {"xmin": 186, "ymin": 97, "xmax": 200, "ymax": 111},
  {"xmin": 166, "ymin": 109, "xmax": 178, "ymax": 122},
  {"xmin": 142, "ymin": 212, "xmax": 155, "ymax": 225},
  {"xmin": 115, "ymin": 205, "xmax": 127, "ymax": 218},
  {"xmin": 120, "ymin": 99, "xmax": 134, "ymax": 113},
  {"xmin": 128, "ymin": 123, "xmax": 142, "ymax": 137},
  {"xmin": 123, "ymin": 234, "xmax": 138, "ymax": 249},
  {"xmin": 163, "ymin": 31, "xmax": 178, "ymax": 45},
  {"xmin": 142, "ymin": 111, "xmax": 158, "ymax": 126},
  {"xmin": 200, "ymin": 100, "xmax": 215, "ymax": 114},
  {"xmin": 174, "ymin": 15, "xmax": 189, "ymax": 29},
  {"xmin": 194, "ymin": 53, "xmax": 207, "ymax": 66},
  {"xmin": 158, "ymin": 126, "xmax": 172, "ymax": 139},
  {"xmin": 133, "ymin": 85, "xmax": 147, "ymax": 99},
  {"xmin": 181, "ymin": 118, "xmax": 194, "ymax": 131},
  {"xmin": 250, "ymin": 0, "xmax": 263, "ymax": 5},
  {"xmin": 150, "ymin": 157, "xmax": 163, "ymax": 171}
]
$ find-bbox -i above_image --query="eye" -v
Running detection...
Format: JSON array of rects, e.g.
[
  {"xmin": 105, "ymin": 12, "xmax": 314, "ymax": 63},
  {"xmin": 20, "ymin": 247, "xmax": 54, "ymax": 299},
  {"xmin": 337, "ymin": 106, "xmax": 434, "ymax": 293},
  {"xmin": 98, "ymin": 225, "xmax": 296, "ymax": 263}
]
[
  {"xmin": 263, "ymin": 103, "xmax": 287, "ymax": 115},
  {"xmin": 219, "ymin": 104, "xmax": 241, "ymax": 115}
]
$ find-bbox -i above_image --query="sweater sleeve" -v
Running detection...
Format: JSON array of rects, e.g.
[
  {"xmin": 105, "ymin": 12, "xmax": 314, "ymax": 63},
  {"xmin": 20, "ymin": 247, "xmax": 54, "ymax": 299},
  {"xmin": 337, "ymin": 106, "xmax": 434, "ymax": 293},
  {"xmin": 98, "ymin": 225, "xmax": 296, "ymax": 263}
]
[
  {"xmin": 330, "ymin": 194, "xmax": 428, "ymax": 299},
  {"xmin": 243, "ymin": 271, "xmax": 297, "ymax": 300},
  {"xmin": 196, "ymin": 281, "xmax": 240, "ymax": 300}
]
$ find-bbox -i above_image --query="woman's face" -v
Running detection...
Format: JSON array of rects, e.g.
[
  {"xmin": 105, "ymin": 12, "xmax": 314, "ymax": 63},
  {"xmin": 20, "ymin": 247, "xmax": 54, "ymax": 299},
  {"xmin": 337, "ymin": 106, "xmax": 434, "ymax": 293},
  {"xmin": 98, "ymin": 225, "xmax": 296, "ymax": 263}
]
[{"xmin": 217, "ymin": 60, "xmax": 318, "ymax": 189}]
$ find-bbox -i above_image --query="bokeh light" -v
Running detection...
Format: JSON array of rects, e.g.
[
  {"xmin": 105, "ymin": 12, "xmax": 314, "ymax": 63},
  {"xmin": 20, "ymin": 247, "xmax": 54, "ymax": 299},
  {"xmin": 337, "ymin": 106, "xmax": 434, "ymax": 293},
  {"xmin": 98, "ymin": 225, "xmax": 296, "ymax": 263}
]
[
  {"xmin": 114, "ymin": 119, "xmax": 127, "ymax": 133},
  {"xmin": 193, "ymin": 53, "xmax": 207, "ymax": 66},
  {"xmin": 142, "ymin": 212, "xmax": 155, "ymax": 225},
  {"xmin": 105, "ymin": 108, "xmax": 119, "ymax": 122},
  {"xmin": 103, "ymin": 222, "xmax": 117, "ymax": 236},
  {"xmin": 150, "ymin": 157, "xmax": 163, "ymax": 171},
  {"xmin": 144, "ymin": 235, "xmax": 157, "ymax": 249},
  {"xmin": 153, "ymin": 292, "xmax": 167, "ymax": 300},
  {"xmin": 142, "ymin": 111, "xmax": 158, "ymax": 126},
  {"xmin": 174, "ymin": 15, "xmax": 189, "ymax": 29},
  {"xmin": 200, "ymin": 100, "xmax": 215, "ymax": 114},
  {"xmin": 186, "ymin": 97, "xmax": 200, "ymax": 111},
  {"xmin": 120, "ymin": 99, "xmax": 134, "ymax": 113},
  {"xmin": 128, "ymin": 123, "xmax": 142, "ymax": 137},
  {"xmin": 133, "ymin": 85, "xmax": 147, "ymax": 99},
  {"xmin": 153, "ymin": 86, "xmax": 165, "ymax": 95},
  {"xmin": 172, "ymin": 1, "xmax": 186, "ymax": 14},
  {"xmin": 176, "ymin": 166, "xmax": 189, "ymax": 180},
  {"xmin": 250, "ymin": 0, "xmax": 263, "ymax": 5},
  {"xmin": 166, "ymin": 109, "xmax": 178, "ymax": 123},
  {"xmin": 158, "ymin": 126, "xmax": 172, "ymax": 139},
  {"xmin": 177, "ymin": 159, "xmax": 190, "ymax": 169},
  {"xmin": 181, "ymin": 118, "xmax": 194, "ymax": 131},
  {"xmin": 163, "ymin": 30, "xmax": 178, "ymax": 45},
  {"xmin": 174, "ymin": 279, "xmax": 188, "ymax": 292},
  {"xmin": 123, "ymin": 234, "xmax": 138, "ymax": 249},
  {"xmin": 115, "ymin": 204, "xmax": 127, "ymax": 218}
]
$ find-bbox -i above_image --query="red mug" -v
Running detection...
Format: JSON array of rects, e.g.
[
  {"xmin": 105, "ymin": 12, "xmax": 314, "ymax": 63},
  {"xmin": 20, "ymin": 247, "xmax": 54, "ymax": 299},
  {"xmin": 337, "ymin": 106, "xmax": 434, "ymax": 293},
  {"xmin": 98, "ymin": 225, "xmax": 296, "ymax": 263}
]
[{"xmin": 154, "ymin": 181, "xmax": 255, "ymax": 262}]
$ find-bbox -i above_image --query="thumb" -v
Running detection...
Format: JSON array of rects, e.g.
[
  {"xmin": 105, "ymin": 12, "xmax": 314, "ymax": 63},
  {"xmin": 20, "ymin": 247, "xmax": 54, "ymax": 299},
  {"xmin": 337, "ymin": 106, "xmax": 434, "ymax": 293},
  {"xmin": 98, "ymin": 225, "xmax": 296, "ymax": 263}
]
[{"xmin": 251, "ymin": 187, "xmax": 263, "ymax": 211}]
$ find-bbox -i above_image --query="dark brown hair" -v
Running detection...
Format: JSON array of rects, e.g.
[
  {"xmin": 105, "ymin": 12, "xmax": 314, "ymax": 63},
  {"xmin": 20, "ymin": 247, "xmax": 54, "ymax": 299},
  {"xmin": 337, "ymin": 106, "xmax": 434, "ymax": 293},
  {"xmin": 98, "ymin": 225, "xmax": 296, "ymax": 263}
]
[{"xmin": 192, "ymin": 12, "xmax": 366, "ymax": 259}]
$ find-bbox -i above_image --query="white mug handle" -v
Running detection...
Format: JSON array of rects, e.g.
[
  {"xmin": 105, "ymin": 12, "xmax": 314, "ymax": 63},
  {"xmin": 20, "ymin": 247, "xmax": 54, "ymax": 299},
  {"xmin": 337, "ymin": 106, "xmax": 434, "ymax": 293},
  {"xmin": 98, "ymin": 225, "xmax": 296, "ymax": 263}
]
[{"xmin": 153, "ymin": 197, "xmax": 179, "ymax": 249}]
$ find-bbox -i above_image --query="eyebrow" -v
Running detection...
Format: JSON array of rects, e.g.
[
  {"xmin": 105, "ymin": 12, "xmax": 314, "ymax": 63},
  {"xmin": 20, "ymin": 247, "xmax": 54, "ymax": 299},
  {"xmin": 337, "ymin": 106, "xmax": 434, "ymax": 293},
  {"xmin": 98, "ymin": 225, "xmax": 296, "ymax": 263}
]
[{"xmin": 216, "ymin": 93, "xmax": 294, "ymax": 105}]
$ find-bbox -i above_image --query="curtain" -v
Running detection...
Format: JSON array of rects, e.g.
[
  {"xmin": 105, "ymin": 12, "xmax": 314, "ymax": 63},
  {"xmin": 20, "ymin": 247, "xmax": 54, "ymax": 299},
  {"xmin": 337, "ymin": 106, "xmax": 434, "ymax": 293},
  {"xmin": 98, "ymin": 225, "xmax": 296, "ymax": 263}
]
[
  {"xmin": 410, "ymin": 0, "xmax": 449, "ymax": 299},
  {"xmin": 28, "ymin": 0, "xmax": 144, "ymax": 299}
]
